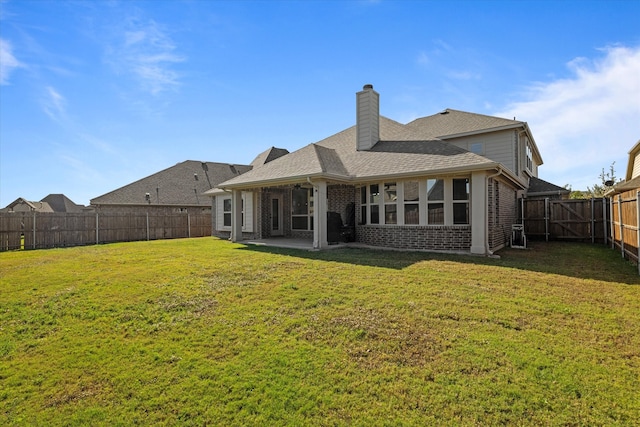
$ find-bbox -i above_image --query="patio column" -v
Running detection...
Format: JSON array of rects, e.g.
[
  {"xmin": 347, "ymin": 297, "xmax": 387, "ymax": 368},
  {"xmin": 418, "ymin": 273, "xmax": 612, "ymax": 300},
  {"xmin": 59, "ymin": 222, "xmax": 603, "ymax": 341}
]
[
  {"xmin": 231, "ymin": 189, "xmax": 243, "ymax": 242},
  {"xmin": 313, "ymin": 180, "xmax": 328, "ymax": 249},
  {"xmin": 470, "ymin": 171, "xmax": 487, "ymax": 255}
]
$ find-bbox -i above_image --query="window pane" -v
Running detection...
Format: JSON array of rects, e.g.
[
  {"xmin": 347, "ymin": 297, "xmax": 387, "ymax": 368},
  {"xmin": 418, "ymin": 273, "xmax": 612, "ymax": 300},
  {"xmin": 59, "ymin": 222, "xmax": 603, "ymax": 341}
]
[
  {"xmin": 360, "ymin": 186, "xmax": 367, "ymax": 204},
  {"xmin": 428, "ymin": 203, "xmax": 444, "ymax": 224},
  {"xmin": 404, "ymin": 181, "xmax": 419, "ymax": 202},
  {"xmin": 292, "ymin": 188, "xmax": 308, "ymax": 215},
  {"xmin": 223, "ymin": 213, "xmax": 231, "ymax": 227},
  {"xmin": 453, "ymin": 178, "xmax": 469, "ymax": 200},
  {"xmin": 385, "ymin": 204, "xmax": 397, "ymax": 224},
  {"xmin": 370, "ymin": 184, "xmax": 379, "ymax": 204},
  {"xmin": 384, "ymin": 182, "xmax": 397, "ymax": 202},
  {"xmin": 371, "ymin": 205, "xmax": 379, "ymax": 224},
  {"xmin": 223, "ymin": 198, "xmax": 231, "ymax": 212},
  {"xmin": 292, "ymin": 216, "xmax": 308, "ymax": 230},
  {"xmin": 405, "ymin": 203, "xmax": 419, "ymax": 224},
  {"xmin": 470, "ymin": 142, "xmax": 483, "ymax": 154},
  {"xmin": 360, "ymin": 205, "xmax": 367, "ymax": 225},
  {"xmin": 427, "ymin": 179, "xmax": 444, "ymax": 201},
  {"xmin": 453, "ymin": 203, "xmax": 469, "ymax": 224}
]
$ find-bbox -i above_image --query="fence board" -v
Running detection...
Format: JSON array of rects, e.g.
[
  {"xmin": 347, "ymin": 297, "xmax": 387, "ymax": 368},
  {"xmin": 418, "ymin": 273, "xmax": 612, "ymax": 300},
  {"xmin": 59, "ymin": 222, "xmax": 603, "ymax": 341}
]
[
  {"xmin": 0, "ymin": 211, "xmax": 212, "ymax": 251},
  {"xmin": 523, "ymin": 198, "xmax": 608, "ymax": 243}
]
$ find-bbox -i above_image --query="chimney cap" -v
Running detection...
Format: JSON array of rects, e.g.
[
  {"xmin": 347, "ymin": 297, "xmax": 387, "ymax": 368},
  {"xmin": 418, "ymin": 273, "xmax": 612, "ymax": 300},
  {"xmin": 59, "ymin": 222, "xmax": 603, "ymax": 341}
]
[{"xmin": 363, "ymin": 84, "xmax": 374, "ymax": 90}]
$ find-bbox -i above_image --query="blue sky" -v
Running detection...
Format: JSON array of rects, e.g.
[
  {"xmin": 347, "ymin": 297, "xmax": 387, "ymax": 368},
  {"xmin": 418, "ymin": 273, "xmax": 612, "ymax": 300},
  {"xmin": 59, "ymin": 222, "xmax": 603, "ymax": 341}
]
[{"xmin": 1, "ymin": 0, "xmax": 639, "ymax": 207}]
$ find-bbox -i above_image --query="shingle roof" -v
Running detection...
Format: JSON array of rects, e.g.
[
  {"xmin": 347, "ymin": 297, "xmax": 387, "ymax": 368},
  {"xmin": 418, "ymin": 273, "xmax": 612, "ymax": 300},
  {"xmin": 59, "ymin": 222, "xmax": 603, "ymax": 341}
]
[
  {"xmin": 526, "ymin": 176, "xmax": 570, "ymax": 196},
  {"xmin": 91, "ymin": 160, "xmax": 252, "ymax": 206},
  {"xmin": 405, "ymin": 108, "xmax": 523, "ymax": 138},
  {"xmin": 251, "ymin": 147, "xmax": 290, "ymax": 167},
  {"xmin": 41, "ymin": 194, "xmax": 85, "ymax": 212},
  {"xmin": 219, "ymin": 117, "xmax": 498, "ymax": 188}
]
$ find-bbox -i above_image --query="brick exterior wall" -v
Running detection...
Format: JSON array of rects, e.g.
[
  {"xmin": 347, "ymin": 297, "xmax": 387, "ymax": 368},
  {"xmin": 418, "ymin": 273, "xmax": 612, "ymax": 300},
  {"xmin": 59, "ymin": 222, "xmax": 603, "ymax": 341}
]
[
  {"xmin": 356, "ymin": 225, "xmax": 471, "ymax": 251},
  {"xmin": 328, "ymin": 185, "xmax": 356, "ymax": 225},
  {"xmin": 487, "ymin": 177, "xmax": 519, "ymax": 251}
]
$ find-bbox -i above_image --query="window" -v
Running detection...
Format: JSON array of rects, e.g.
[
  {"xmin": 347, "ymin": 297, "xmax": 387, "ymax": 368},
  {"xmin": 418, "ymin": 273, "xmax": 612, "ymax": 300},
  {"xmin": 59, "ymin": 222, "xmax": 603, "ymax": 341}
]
[
  {"xmin": 404, "ymin": 181, "xmax": 419, "ymax": 224},
  {"xmin": 218, "ymin": 194, "xmax": 250, "ymax": 231},
  {"xmin": 470, "ymin": 142, "xmax": 484, "ymax": 155},
  {"xmin": 427, "ymin": 178, "xmax": 444, "ymax": 225},
  {"xmin": 292, "ymin": 188, "xmax": 313, "ymax": 230},
  {"xmin": 359, "ymin": 177, "xmax": 470, "ymax": 226},
  {"xmin": 223, "ymin": 198, "xmax": 232, "ymax": 227},
  {"xmin": 370, "ymin": 184, "xmax": 380, "ymax": 224},
  {"xmin": 453, "ymin": 178, "xmax": 469, "ymax": 224},
  {"xmin": 360, "ymin": 186, "xmax": 367, "ymax": 225},
  {"xmin": 525, "ymin": 141, "xmax": 533, "ymax": 171},
  {"xmin": 384, "ymin": 182, "xmax": 397, "ymax": 224}
]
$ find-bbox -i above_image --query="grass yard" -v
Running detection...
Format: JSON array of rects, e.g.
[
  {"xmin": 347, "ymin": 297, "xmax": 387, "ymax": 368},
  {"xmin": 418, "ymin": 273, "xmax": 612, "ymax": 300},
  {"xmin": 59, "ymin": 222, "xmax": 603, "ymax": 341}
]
[{"xmin": 1, "ymin": 238, "xmax": 639, "ymax": 426}]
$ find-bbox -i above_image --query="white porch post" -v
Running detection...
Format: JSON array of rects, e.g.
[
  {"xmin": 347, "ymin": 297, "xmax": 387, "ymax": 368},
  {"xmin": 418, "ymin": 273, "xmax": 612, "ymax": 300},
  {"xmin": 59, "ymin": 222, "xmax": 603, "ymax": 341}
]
[
  {"xmin": 231, "ymin": 189, "xmax": 243, "ymax": 242},
  {"xmin": 470, "ymin": 171, "xmax": 487, "ymax": 255},
  {"xmin": 313, "ymin": 180, "xmax": 328, "ymax": 249}
]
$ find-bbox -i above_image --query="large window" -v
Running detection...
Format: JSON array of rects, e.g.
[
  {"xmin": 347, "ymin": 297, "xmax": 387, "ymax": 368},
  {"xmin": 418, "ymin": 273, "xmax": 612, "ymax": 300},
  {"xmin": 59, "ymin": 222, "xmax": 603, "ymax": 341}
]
[
  {"xmin": 292, "ymin": 188, "xmax": 313, "ymax": 230},
  {"xmin": 427, "ymin": 178, "xmax": 444, "ymax": 225},
  {"xmin": 359, "ymin": 177, "xmax": 470, "ymax": 226},
  {"xmin": 452, "ymin": 178, "xmax": 469, "ymax": 225},
  {"xmin": 404, "ymin": 181, "xmax": 419, "ymax": 225},
  {"xmin": 223, "ymin": 198, "xmax": 232, "ymax": 227},
  {"xmin": 384, "ymin": 182, "xmax": 397, "ymax": 224}
]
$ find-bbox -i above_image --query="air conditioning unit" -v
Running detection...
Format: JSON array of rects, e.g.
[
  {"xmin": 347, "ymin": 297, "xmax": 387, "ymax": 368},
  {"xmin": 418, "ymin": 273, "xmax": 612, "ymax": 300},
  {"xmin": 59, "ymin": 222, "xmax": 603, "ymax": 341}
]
[{"xmin": 511, "ymin": 224, "xmax": 526, "ymax": 249}]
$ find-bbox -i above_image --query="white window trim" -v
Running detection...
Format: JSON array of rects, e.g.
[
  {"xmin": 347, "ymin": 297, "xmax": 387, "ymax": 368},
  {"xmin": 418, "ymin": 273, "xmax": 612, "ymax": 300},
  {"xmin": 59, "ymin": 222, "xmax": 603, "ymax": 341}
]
[{"xmin": 359, "ymin": 177, "xmax": 470, "ymax": 227}]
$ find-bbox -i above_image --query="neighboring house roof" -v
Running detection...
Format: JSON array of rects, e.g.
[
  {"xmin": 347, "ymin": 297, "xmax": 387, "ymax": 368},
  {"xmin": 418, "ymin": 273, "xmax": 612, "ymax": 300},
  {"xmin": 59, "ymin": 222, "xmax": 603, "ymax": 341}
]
[
  {"xmin": 1, "ymin": 197, "xmax": 55, "ymax": 213},
  {"xmin": 41, "ymin": 194, "xmax": 85, "ymax": 212},
  {"xmin": 91, "ymin": 160, "xmax": 252, "ymax": 206},
  {"xmin": 218, "ymin": 116, "xmax": 502, "ymax": 189},
  {"xmin": 526, "ymin": 176, "xmax": 570, "ymax": 198}
]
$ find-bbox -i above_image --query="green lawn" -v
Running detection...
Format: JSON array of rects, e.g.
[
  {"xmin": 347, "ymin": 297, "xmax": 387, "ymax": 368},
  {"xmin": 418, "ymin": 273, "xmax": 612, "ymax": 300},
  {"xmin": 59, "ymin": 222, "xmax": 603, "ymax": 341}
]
[{"xmin": 1, "ymin": 238, "xmax": 639, "ymax": 426}]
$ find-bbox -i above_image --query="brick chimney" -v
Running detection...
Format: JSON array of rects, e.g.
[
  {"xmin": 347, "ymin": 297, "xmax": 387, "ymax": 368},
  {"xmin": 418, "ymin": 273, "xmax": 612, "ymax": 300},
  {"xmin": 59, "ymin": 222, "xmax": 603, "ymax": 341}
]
[{"xmin": 356, "ymin": 84, "xmax": 379, "ymax": 151}]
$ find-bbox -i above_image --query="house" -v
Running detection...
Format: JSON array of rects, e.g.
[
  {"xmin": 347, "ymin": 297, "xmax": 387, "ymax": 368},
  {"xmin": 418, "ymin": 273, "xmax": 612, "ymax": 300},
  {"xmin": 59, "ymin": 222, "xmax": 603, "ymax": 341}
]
[
  {"xmin": 209, "ymin": 84, "xmax": 546, "ymax": 255},
  {"xmin": 91, "ymin": 160, "xmax": 252, "ymax": 214},
  {"xmin": 608, "ymin": 139, "xmax": 640, "ymax": 195},
  {"xmin": 1, "ymin": 194, "xmax": 86, "ymax": 213},
  {"xmin": 525, "ymin": 177, "xmax": 570, "ymax": 200}
]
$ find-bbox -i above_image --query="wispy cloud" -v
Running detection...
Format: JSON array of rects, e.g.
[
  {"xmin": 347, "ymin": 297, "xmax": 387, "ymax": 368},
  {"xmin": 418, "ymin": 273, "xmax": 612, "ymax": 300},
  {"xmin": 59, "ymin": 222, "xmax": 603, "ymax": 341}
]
[
  {"xmin": 41, "ymin": 86, "xmax": 67, "ymax": 122},
  {"xmin": 495, "ymin": 45, "xmax": 640, "ymax": 188},
  {"xmin": 106, "ymin": 17, "xmax": 185, "ymax": 95},
  {"xmin": 0, "ymin": 38, "xmax": 23, "ymax": 84}
]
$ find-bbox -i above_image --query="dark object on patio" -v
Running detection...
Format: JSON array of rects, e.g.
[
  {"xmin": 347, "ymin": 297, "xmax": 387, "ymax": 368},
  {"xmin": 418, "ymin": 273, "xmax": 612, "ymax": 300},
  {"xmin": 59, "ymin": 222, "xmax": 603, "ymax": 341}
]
[{"xmin": 327, "ymin": 211, "xmax": 343, "ymax": 243}]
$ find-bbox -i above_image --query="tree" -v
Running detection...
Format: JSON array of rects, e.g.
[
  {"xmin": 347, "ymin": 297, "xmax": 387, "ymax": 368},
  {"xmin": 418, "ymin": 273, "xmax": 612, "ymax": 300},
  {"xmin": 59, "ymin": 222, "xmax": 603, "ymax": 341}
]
[{"xmin": 586, "ymin": 162, "xmax": 619, "ymax": 198}]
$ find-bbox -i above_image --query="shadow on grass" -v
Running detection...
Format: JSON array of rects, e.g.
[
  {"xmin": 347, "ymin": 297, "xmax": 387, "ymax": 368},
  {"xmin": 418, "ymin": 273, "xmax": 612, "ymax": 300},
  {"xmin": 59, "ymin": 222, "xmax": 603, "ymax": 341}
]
[{"xmin": 237, "ymin": 241, "xmax": 640, "ymax": 285}]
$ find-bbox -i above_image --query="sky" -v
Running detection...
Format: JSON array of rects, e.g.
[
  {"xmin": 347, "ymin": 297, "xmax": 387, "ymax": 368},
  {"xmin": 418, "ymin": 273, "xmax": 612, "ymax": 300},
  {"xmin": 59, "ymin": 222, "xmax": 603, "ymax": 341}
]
[{"xmin": 1, "ymin": 0, "xmax": 639, "ymax": 207}]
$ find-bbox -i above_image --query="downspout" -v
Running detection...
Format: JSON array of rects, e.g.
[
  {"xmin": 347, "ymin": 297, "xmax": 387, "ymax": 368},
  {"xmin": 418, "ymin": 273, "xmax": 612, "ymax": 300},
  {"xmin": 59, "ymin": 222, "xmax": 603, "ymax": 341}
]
[{"xmin": 485, "ymin": 167, "xmax": 504, "ymax": 256}]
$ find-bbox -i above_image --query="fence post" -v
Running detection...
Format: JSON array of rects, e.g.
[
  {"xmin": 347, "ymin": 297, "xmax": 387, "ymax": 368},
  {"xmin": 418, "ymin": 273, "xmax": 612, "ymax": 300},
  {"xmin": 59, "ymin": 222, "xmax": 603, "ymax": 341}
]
[
  {"xmin": 33, "ymin": 212, "xmax": 36, "ymax": 249},
  {"xmin": 637, "ymin": 192, "xmax": 640, "ymax": 275},
  {"xmin": 544, "ymin": 198, "xmax": 549, "ymax": 242},
  {"xmin": 610, "ymin": 197, "xmax": 615, "ymax": 249},
  {"xmin": 618, "ymin": 195, "xmax": 624, "ymax": 258},
  {"xmin": 146, "ymin": 213, "xmax": 150, "ymax": 241},
  {"xmin": 96, "ymin": 212, "xmax": 99, "ymax": 245},
  {"xmin": 188, "ymin": 213, "xmax": 191, "ymax": 238},
  {"xmin": 591, "ymin": 198, "xmax": 595, "ymax": 244},
  {"xmin": 603, "ymin": 198, "xmax": 608, "ymax": 245}
]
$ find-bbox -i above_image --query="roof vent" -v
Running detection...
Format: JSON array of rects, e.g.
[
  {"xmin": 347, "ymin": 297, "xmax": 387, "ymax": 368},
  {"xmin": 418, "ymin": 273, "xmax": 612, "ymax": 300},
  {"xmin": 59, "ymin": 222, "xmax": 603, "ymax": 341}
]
[{"xmin": 439, "ymin": 109, "xmax": 449, "ymax": 115}]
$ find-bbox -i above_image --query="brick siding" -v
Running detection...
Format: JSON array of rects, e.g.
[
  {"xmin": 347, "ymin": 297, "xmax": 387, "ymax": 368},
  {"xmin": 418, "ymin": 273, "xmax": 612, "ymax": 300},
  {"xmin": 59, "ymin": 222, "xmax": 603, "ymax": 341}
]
[{"xmin": 356, "ymin": 225, "xmax": 471, "ymax": 251}]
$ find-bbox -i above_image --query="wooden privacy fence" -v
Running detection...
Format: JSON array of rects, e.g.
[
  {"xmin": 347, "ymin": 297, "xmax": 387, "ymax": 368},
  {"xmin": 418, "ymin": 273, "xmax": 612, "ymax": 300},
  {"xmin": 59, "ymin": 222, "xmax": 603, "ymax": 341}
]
[
  {"xmin": 610, "ymin": 190, "xmax": 640, "ymax": 269},
  {"xmin": 522, "ymin": 198, "xmax": 609, "ymax": 243},
  {"xmin": 0, "ymin": 211, "xmax": 212, "ymax": 251}
]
